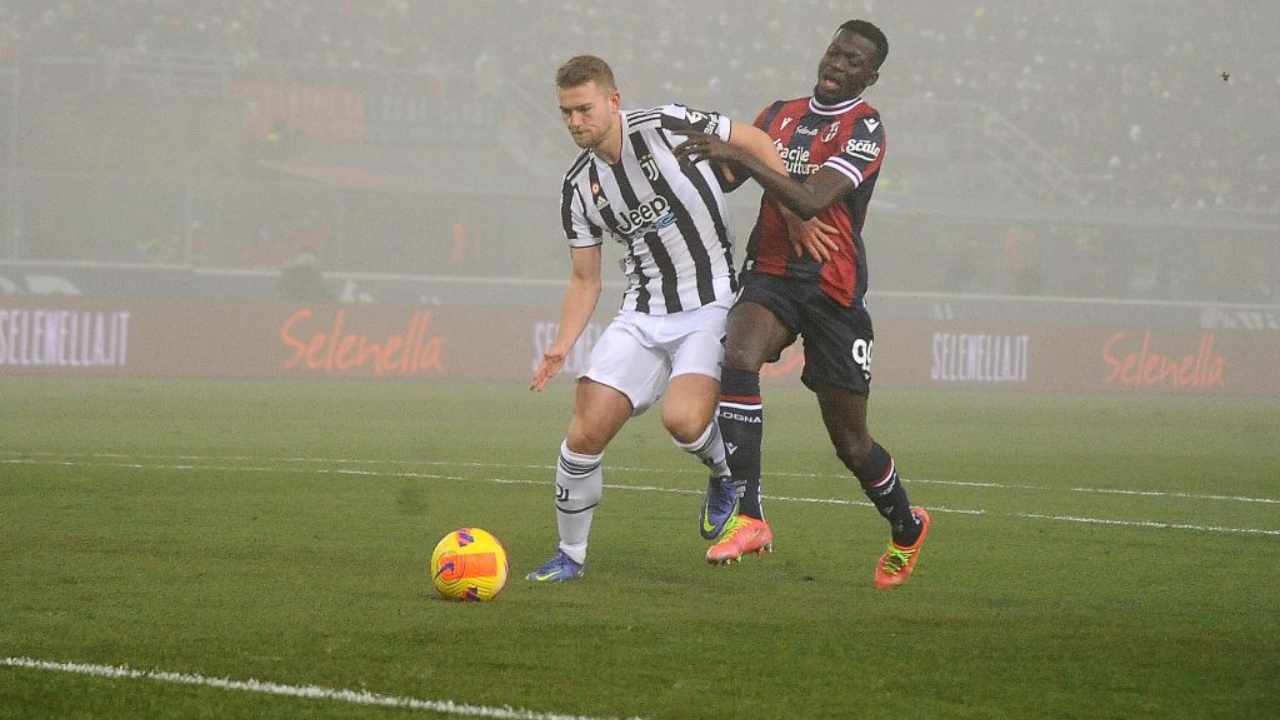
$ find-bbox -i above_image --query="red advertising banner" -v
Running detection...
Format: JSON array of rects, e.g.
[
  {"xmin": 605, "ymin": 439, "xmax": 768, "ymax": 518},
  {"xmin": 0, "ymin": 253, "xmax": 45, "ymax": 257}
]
[
  {"xmin": 2, "ymin": 299, "xmax": 485, "ymax": 379},
  {"xmin": 867, "ymin": 322, "xmax": 1269, "ymax": 394},
  {"xmin": 2, "ymin": 298, "xmax": 1278, "ymax": 396}
]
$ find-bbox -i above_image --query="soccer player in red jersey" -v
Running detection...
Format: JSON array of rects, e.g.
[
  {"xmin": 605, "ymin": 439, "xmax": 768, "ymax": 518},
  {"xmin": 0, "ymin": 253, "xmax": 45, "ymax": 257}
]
[{"xmin": 676, "ymin": 20, "xmax": 931, "ymax": 589}]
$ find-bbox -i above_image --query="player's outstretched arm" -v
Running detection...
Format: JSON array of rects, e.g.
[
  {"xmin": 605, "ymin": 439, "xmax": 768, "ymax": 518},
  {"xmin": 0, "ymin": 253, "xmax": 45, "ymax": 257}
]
[
  {"xmin": 531, "ymin": 245, "xmax": 602, "ymax": 391},
  {"xmin": 684, "ymin": 126, "xmax": 840, "ymax": 261},
  {"xmin": 726, "ymin": 123, "xmax": 787, "ymax": 178},
  {"xmin": 675, "ymin": 131, "xmax": 853, "ymax": 220}
]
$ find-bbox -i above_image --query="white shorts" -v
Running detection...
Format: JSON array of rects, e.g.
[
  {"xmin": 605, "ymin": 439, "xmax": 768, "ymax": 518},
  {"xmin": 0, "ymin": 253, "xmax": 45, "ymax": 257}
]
[{"xmin": 580, "ymin": 298, "xmax": 730, "ymax": 416}]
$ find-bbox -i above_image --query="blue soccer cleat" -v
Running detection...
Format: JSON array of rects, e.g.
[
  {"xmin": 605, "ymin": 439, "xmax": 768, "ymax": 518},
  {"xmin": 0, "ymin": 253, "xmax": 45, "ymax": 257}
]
[
  {"xmin": 699, "ymin": 475, "xmax": 742, "ymax": 540},
  {"xmin": 526, "ymin": 550, "xmax": 585, "ymax": 582}
]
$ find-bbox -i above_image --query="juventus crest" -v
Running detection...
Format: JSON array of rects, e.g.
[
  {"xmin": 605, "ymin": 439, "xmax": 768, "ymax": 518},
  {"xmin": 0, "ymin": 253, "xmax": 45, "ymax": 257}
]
[{"xmin": 641, "ymin": 154, "xmax": 660, "ymax": 181}]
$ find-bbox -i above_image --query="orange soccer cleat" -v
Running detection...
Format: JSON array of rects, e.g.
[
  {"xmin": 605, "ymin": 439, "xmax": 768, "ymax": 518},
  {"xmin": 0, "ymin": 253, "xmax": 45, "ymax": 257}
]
[
  {"xmin": 706, "ymin": 514, "xmax": 774, "ymax": 564},
  {"xmin": 873, "ymin": 508, "xmax": 932, "ymax": 590}
]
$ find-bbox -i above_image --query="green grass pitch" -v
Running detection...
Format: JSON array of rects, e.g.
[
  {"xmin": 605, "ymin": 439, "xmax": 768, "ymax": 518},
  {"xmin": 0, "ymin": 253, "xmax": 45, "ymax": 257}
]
[{"xmin": 2, "ymin": 377, "xmax": 1278, "ymax": 719}]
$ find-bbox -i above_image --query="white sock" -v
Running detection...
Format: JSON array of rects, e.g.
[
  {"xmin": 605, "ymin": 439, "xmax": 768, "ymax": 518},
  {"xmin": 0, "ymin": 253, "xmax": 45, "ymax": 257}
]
[
  {"xmin": 555, "ymin": 440, "xmax": 603, "ymax": 564},
  {"xmin": 673, "ymin": 420, "xmax": 731, "ymax": 479}
]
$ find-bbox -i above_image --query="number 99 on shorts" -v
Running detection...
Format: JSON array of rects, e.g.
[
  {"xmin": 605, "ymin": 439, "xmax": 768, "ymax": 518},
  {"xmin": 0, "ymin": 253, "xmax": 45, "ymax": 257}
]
[{"xmin": 851, "ymin": 338, "xmax": 873, "ymax": 382}]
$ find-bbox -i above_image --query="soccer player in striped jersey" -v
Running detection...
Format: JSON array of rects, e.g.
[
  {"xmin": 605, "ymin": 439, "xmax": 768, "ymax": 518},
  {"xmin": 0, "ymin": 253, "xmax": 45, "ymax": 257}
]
[
  {"xmin": 526, "ymin": 55, "xmax": 807, "ymax": 582},
  {"xmin": 675, "ymin": 20, "xmax": 932, "ymax": 589}
]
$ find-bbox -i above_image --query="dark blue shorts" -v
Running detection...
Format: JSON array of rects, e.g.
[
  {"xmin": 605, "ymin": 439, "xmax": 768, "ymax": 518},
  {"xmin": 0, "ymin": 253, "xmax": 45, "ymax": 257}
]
[{"xmin": 735, "ymin": 271, "xmax": 875, "ymax": 396}]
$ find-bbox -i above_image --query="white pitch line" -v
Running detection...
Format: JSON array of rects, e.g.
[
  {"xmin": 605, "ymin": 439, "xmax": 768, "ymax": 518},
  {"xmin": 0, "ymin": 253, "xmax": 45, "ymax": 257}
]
[
  {"xmin": 0, "ymin": 458, "xmax": 982, "ymax": 515},
  {"xmin": 1014, "ymin": 513, "xmax": 1280, "ymax": 536},
  {"xmin": 3, "ymin": 457, "xmax": 1276, "ymax": 537},
  {"xmin": 0, "ymin": 657, "xmax": 641, "ymax": 720},
  {"xmin": 1069, "ymin": 486, "xmax": 1280, "ymax": 505},
  {"xmin": 2, "ymin": 449, "xmax": 1277, "ymax": 506}
]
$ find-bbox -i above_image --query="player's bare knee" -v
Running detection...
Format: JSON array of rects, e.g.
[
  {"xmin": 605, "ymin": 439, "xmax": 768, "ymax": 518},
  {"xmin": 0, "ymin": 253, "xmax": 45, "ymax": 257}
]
[
  {"xmin": 565, "ymin": 425, "xmax": 608, "ymax": 456},
  {"xmin": 661, "ymin": 408, "xmax": 706, "ymax": 445},
  {"xmin": 722, "ymin": 345, "xmax": 766, "ymax": 372}
]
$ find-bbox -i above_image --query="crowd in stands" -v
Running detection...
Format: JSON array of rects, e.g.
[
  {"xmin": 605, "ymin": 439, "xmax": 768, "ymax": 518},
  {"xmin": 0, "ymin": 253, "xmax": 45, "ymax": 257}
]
[{"xmin": 1, "ymin": 0, "xmax": 1275, "ymax": 214}]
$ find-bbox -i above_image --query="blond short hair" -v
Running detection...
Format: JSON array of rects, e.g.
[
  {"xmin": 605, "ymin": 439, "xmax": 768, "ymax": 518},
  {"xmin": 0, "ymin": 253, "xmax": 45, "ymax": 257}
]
[{"xmin": 555, "ymin": 55, "xmax": 617, "ymax": 91}]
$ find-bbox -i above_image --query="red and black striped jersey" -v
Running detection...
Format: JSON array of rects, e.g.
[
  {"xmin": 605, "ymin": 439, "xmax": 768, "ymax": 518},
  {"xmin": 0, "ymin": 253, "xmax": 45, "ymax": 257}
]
[{"xmin": 745, "ymin": 95, "xmax": 885, "ymax": 308}]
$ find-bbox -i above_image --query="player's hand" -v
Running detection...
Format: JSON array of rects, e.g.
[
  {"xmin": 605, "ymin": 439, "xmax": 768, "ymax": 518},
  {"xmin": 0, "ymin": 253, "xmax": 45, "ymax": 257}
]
[
  {"xmin": 672, "ymin": 130, "xmax": 741, "ymax": 165},
  {"xmin": 530, "ymin": 352, "xmax": 567, "ymax": 391},
  {"xmin": 782, "ymin": 210, "xmax": 840, "ymax": 263}
]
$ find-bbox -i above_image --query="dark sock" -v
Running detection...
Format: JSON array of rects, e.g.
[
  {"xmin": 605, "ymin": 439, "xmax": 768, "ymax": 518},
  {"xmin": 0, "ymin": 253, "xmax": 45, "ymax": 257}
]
[
  {"xmin": 719, "ymin": 367, "xmax": 764, "ymax": 519},
  {"xmin": 853, "ymin": 442, "xmax": 921, "ymax": 545}
]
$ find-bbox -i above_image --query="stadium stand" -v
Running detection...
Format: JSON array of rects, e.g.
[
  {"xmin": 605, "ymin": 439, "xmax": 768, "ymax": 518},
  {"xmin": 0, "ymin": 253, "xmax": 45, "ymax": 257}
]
[{"xmin": 0, "ymin": 1, "xmax": 1275, "ymax": 299}]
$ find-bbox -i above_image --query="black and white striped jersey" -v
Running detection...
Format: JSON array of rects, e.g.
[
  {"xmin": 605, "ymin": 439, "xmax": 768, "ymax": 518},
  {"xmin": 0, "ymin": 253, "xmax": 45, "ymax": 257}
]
[{"xmin": 561, "ymin": 105, "xmax": 738, "ymax": 315}]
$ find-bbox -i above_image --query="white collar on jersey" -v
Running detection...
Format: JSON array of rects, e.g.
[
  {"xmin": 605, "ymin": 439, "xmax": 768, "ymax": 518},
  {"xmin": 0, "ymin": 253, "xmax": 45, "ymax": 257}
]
[{"xmin": 808, "ymin": 95, "xmax": 865, "ymax": 116}]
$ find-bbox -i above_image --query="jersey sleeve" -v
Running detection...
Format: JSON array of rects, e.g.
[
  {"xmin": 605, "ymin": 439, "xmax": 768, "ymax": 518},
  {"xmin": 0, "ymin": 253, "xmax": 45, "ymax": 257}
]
[
  {"xmin": 822, "ymin": 113, "xmax": 886, "ymax": 188},
  {"xmin": 658, "ymin": 104, "xmax": 732, "ymax": 143},
  {"xmin": 561, "ymin": 180, "xmax": 603, "ymax": 248}
]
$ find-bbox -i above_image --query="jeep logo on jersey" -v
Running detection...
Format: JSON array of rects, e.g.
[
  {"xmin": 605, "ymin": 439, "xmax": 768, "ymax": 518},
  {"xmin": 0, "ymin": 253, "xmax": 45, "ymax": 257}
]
[
  {"xmin": 614, "ymin": 195, "xmax": 675, "ymax": 237},
  {"xmin": 844, "ymin": 138, "xmax": 881, "ymax": 159}
]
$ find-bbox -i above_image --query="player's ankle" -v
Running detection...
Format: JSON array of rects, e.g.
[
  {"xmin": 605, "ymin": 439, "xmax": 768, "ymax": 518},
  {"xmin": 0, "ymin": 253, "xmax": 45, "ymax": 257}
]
[{"xmin": 890, "ymin": 512, "xmax": 922, "ymax": 546}]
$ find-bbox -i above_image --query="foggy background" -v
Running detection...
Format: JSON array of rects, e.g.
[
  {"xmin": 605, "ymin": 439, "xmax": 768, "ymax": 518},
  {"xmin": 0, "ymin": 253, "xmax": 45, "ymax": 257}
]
[{"xmin": 1, "ymin": 0, "xmax": 1277, "ymax": 304}]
